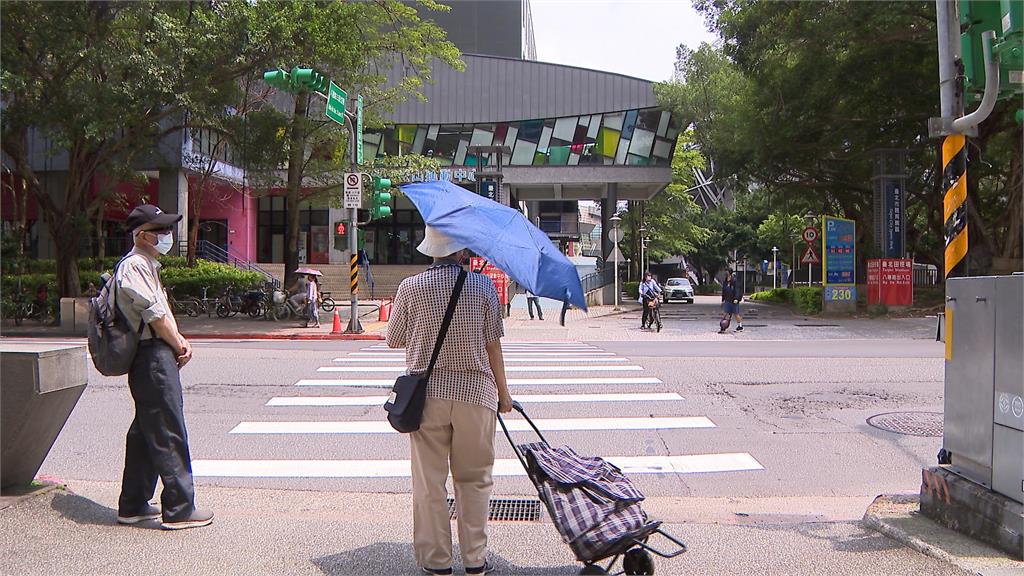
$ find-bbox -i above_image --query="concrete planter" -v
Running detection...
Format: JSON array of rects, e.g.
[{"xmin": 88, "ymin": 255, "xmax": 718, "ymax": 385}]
[{"xmin": 0, "ymin": 344, "xmax": 87, "ymax": 491}]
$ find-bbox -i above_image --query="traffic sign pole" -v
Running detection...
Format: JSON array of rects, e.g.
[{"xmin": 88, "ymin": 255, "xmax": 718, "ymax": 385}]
[{"xmin": 342, "ymin": 110, "xmax": 363, "ymax": 333}]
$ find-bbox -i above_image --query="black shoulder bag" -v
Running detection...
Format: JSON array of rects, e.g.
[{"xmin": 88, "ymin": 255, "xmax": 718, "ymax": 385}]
[{"xmin": 384, "ymin": 268, "xmax": 467, "ymax": 433}]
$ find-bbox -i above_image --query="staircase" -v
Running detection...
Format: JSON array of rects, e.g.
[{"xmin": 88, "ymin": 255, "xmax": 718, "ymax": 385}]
[
  {"xmin": 195, "ymin": 241, "xmax": 281, "ymax": 288},
  {"xmin": 256, "ymin": 263, "xmax": 427, "ymax": 300}
]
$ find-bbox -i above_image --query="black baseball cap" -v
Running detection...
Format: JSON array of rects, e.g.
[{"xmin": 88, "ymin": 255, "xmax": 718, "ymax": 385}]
[{"xmin": 126, "ymin": 204, "xmax": 182, "ymax": 232}]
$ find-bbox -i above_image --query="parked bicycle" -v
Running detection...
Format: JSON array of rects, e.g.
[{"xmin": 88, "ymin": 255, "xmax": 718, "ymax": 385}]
[
  {"xmin": 166, "ymin": 286, "xmax": 201, "ymax": 318},
  {"xmin": 265, "ymin": 288, "xmax": 309, "ymax": 322},
  {"xmin": 5, "ymin": 290, "xmax": 47, "ymax": 326},
  {"xmin": 319, "ymin": 291, "xmax": 337, "ymax": 313}
]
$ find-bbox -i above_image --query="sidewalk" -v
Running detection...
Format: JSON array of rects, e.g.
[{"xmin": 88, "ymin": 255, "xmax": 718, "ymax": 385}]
[{"xmin": 0, "ymin": 480, "xmax": 968, "ymax": 576}]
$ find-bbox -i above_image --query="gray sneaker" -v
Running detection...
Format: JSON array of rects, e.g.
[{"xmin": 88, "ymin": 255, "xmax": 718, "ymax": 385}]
[
  {"xmin": 117, "ymin": 503, "xmax": 161, "ymax": 524},
  {"xmin": 161, "ymin": 508, "xmax": 214, "ymax": 530},
  {"xmin": 466, "ymin": 561, "xmax": 495, "ymax": 575}
]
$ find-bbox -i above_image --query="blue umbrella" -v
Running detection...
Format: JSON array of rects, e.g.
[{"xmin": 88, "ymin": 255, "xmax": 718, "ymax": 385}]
[{"xmin": 401, "ymin": 180, "xmax": 587, "ymax": 311}]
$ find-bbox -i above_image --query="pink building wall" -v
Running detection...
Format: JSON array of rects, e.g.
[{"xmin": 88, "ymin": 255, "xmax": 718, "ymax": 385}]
[{"xmin": 190, "ymin": 176, "xmax": 257, "ymax": 261}]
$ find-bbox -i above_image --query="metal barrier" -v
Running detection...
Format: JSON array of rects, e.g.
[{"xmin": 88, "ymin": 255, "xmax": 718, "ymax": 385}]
[
  {"xmin": 194, "ymin": 240, "xmax": 281, "ymax": 288},
  {"xmin": 581, "ymin": 267, "xmax": 615, "ymax": 294}
]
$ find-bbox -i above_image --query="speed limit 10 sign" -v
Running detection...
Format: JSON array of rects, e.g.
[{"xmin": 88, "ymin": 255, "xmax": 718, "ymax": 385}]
[{"xmin": 802, "ymin": 226, "xmax": 819, "ymax": 244}]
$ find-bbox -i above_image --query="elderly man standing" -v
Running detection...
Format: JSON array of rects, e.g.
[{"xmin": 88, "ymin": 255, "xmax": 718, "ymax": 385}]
[
  {"xmin": 113, "ymin": 204, "xmax": 213, "ymax": 530},
  {"xmin": 387, "ymin": 226, "xmax": 513, "ymax": 576}
]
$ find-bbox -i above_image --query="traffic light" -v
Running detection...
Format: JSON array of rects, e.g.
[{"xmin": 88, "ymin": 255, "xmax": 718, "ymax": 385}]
[
  {"xmin": 371, "ymin": 176, "xmax": 393, "ymax": 220},
  {"xmin": 263, "ymin": 68, "xmax": 290, "ymax": 90},
  {"xmin": 960, "ymin": 0, "xmax": 1023, "ymax": 98},
  {"xmin": 291, "ymin": 67, "xmax": 329, "ymax": 92},
  {"xmin": 335, "ymin": 222, "xmax": 346, "ymax": 236}
]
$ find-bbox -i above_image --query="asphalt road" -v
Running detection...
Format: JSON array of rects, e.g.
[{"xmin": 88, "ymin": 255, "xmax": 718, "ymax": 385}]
[{"xmin": 4, "ymin": 300, "xmax": 956, "ymax": 575}]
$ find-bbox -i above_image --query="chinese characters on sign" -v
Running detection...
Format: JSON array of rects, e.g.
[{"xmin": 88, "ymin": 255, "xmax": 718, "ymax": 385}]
[
  {"xmin": 867, "ymin": 259, "xmax": 913, "ymax": 306},
  {"xmin": 823, "ymin": 216, "xmax": 857, "ymax": 303},
  {"xmin": 885, "ymin": 181, "xmax": 904, "ymax": 257},
  {"xmin": 470, "ymin": 257, "xmax": 510, "ymax": 307}
]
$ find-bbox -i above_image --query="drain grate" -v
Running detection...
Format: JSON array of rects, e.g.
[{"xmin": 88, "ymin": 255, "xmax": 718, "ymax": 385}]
[
  {"xmin": 446, "ymin": 497, "xmax": 542, "ymax": 522},
  {"xmin": 867, "ymin": 411, "xmax": 943, "ymax": 437}
]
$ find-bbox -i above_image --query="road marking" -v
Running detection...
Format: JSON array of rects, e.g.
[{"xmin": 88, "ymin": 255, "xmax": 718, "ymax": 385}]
[
  {"xmin": 353, "ymin": 351, "xmax": 615, "ymax": 357},
  {"xmin": 332, "ymin": 357, "xmax": 628, "ymax": 363},
  {"xmin": 230, "ymin": 417, "xmax": 713, "ymax": 435},
  {"xmin": 267, "ymin": 392, "xmax": 684, "ymax": 407},
  {"xmin": 192, "ymin": 453, "xmax": 763, "ymax": 478},
  {"xmin": 316, "ymin": 365, "xmax": 643, "ymax": 373},
  {"xmin": 295, "ymin": 377, "xmax": 663, "ymax": 387}
]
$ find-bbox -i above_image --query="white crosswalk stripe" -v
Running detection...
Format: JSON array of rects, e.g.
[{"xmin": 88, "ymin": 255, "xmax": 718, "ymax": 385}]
[
  {"xmin": 266, "ymin": 392, "xmax": 684, "ymax": 406},
  {"xmin": 316, "ymin": 365, "xmax": 644, "ymax": 373},
  {"xmin": 193, "ymin": 453, "xmax": 763, "ymax": 478},
  {"xmin": 192, "ymin": 341, "xmax": 764, "ymax": 480}
]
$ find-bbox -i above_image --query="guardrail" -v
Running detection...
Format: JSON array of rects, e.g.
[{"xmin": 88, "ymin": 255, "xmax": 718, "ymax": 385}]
[
  {"xmin": 581, "ymin": 267, "xmax": 615, "ymax": 294},
  {"xmin": 194, "ymin": 240, "xmax": 281, "ymax": 288}
]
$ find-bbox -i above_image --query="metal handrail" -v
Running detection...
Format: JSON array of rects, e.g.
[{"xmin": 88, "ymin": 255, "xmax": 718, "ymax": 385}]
[
  {"xmin": 194, "ymin": 240, "xmax": 281, "ymax": 288},
  {"xmin": 581, "ymin": 267, "xmax": 615, "ymax": 294}
]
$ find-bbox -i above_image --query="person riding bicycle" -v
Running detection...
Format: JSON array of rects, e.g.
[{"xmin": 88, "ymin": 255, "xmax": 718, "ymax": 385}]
[{"xmin": 639, "ymin": 271, "xmax": 662, "ymax": 330}]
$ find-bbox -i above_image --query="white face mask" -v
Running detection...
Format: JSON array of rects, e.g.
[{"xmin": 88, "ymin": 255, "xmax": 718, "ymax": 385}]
[{"xmin": 154, "ymin": 232, "xmax": 174, "ymax": 255}]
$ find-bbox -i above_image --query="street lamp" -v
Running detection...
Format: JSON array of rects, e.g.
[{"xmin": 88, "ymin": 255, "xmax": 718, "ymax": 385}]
[
  {"xmin": 610, "ymin": 215, "xmax": 622, "ymax": 311},
  {"xmin": 771, "ymin": 246, "xmax": 779, "ymax": 289}
]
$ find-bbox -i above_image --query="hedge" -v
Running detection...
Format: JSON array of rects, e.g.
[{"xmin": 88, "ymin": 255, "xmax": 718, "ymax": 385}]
[
  {"xmin": 624, "ymin": 281, "xmax": 640, "ymax": 299},
  {"xmin": 748, "ymin": 286, "xmax": 823, "ymax": 315},
  {"xmin": 1, "ymin": 259, "xmax": 264, "ymax": 318}
]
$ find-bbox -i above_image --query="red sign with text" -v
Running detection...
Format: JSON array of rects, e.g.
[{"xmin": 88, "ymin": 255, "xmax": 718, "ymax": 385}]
[
  {"xmin": 470, "ymin": 257, "xmax": 509, "ymax": 306},
  {"xmin": 867, "ymin": 259, "xmax": 913, "ymax": 306}
]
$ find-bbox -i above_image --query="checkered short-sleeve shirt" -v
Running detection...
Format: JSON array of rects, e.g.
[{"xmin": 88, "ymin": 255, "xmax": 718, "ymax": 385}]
[{"xmin": 386, "ymin": 263, "xmax": 505, "ymax": 412}]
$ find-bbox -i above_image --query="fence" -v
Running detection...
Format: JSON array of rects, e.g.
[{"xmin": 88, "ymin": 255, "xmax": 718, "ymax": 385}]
[
  {"xmin": 193, "ymin": 240, "xmax": 281, "ymax": 288},
  {"xmin": 581, "ymin": 267, "xmax": 615, "ymax": 294}
]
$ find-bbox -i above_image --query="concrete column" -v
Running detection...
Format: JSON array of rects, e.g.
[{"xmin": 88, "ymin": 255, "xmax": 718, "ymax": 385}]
[
  {"xmin": 158, "ymin": 168, "xmax": 189, "ymax": 256},
  {"xmin": 600, "ymin": 183, "xmax": 618, "ymax": 264}
]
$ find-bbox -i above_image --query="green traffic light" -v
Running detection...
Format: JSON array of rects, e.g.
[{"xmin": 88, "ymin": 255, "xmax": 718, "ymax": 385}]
[
  {"xmin": 263, "ymin": 69, "xmax": 289, "ymax": 89},
  {"xmin": 375, "ymin": 190, "xmax": 393, "ymax": 204},
  {"xmin": 373, "ymin": 176, "xmax": 392, "ymax": 190}
]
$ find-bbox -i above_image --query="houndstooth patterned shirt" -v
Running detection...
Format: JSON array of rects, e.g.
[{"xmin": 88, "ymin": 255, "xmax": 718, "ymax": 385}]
[{"xmin": 386, "ymin": 263, "xmax": 505, "ymax": 412}]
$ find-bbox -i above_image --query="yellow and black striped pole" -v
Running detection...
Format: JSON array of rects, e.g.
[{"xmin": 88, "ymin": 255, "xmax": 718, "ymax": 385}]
[
  {"xmin": 349, "ymin": 253, "xmax": 359, "ymax": 297},
  {"xmin": 942, "ymin": 134, "xmax": 968, "ymax": 278}
]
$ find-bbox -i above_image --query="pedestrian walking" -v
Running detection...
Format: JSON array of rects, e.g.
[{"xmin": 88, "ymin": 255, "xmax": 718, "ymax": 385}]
[
  {"xmin": 307, "ymin": 275, "xmax": 321, "ymax": 328},
  {"xmin": 639, "ymin": 271, "xmax": 662, "ymax": 329},
  {"xmin": 526, "ymin": 290, "xmax": 544, "ymax": 320},
  {"xmin": 386, "ymin": 225, "xmax": 513, "ymax": 576},
  {"xmin": 113, "ymin": 204, "xmax": 213, "ymax": 530},
  {"xmin": 720, "ymin": 269, "xmax": 744, "ymax": 333}
]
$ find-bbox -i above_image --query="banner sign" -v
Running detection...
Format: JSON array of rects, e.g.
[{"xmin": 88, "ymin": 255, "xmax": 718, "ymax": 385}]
[
  {"xmin": 470, "ymin": 257, "xmax": 509, "ymax": 306},
  {"xmin": 884, "ymin": 181, "xmax": 905, "ymax": 257},
  {"xmin": 867, "ymin": 258, "xmax": 913, "ymax": 306},
  {"xmin": 823, "ymin": 216, "xmax": 856, "ymax": 285}
]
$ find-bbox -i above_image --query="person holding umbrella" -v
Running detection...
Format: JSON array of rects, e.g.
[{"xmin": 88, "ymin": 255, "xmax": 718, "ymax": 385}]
[{"xmin": 387, "ymin": 226, "xmax": 512, "ymax": 576}]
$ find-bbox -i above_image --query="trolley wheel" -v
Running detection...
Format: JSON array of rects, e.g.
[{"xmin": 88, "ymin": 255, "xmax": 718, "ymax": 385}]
[
  {"xmin": 321, "ymin": 298, "xmax": 336, "ymax": 312},
  {"xmin": 624, "ymin": 548, "xmax": 655, "ymax": 575},
  {"xmin": 579, "ymin": 564, "xmax": 608, "ymax": 575}
]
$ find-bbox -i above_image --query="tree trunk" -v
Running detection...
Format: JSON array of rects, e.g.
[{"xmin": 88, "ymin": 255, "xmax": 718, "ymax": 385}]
[
  {"xmin": 96, "ymin": 203, "xmax": 106, "ymax": 260},
  {"xmin": 187, "ymin": 212, "xmax": 201, "ymax": 266},
  {"xmin": 284, "ymin": 94, "xmax": 309, "ymax": 289}
]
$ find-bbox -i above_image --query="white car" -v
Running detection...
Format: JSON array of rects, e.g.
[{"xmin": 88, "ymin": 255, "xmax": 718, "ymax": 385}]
[{"xmin": 663, "ymin": 278, "xmax": 694, "ymax": 304}]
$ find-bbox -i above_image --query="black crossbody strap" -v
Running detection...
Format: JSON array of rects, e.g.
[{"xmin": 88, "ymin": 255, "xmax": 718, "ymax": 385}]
[{"xmin": 425, "ymin": 268, "xmax": 467, "ymax": 381}]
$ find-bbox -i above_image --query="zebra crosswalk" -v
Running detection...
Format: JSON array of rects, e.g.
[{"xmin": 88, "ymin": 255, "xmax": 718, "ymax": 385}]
[{"xmin": 190, "ymin": 341, "xmax": 764, "ymax": 482}]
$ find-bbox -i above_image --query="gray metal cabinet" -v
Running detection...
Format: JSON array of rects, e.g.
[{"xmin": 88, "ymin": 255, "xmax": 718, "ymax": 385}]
[{"xmin": 944, "ymin": 274, "xmax": 1023, "ymax": 504}]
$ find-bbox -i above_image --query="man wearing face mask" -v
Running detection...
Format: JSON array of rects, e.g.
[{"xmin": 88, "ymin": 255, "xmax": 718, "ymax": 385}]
[{"xmin": 112, "ymin": 204, "xmax": 213, "ymax": 530}]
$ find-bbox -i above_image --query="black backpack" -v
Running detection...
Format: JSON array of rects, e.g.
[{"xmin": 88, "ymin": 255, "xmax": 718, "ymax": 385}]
[{"xmin": 88, "ymin": 256, "xmax": 145, "ymax": 376}]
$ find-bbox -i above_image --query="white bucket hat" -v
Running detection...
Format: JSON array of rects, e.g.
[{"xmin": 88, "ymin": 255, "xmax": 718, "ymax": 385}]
[{"xmin": 417, "ymin": 225, "xmax": 467, "ymax": 258}]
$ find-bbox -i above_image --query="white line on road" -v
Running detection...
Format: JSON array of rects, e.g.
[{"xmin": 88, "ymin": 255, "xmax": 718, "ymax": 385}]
[
  {"xmin": 317, "ymin": 365, "xmax": 642, "ymax": 373},
  {"xmin": 295, "ymin": 377, "xmax": 663, "ymax": 387},
  {"xmin": 267, "ymin": 392, "xmax": 684, "ymax": 406},
  {"xmin": 192, "ymin": 453, "xmax": 763, "ymax": 478},
  {"xmin": 230, "ymin": 417, "xmax": 713, "ymax": 434},
  {"xmin": 353, "ymin": 351, "xmax": 616, "ymax": 357},
  {"xmin": 332, "ymin": 357, "xmax": 629, "ymax": 363}
]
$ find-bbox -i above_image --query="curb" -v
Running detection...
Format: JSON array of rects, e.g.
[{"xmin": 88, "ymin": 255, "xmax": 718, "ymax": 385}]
[
  {"xmin": 862, "ymin": 498, "xmax": 975, "ymax": 575},
  {"xmin": 182, "ymin": 333, "xmax": 385, "ymax": 341}
]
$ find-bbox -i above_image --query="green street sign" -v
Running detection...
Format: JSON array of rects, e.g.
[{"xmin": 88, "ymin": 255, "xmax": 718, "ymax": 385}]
[
  {"xmin": 326, "ymin": 81, "xmax": 347, "ymax": 126},
  {"xmin": 356, "ymin": 94, "xmax": 364, "ymax": 165}
]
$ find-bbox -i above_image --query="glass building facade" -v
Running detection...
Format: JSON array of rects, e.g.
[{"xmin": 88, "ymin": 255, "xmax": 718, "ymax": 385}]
[{"xmin": 363, "ymin": 107, "xmax": 680, "ymax": 168}]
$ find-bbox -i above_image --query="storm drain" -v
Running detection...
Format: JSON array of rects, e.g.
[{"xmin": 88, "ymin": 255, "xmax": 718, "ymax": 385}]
[
  {"xmin": 867, "ymin": 411, "xmax": 943, "ymax": 437},
  {"xmin": 446, "ymin": 497, "xmax": 542, "ymax": 522}
]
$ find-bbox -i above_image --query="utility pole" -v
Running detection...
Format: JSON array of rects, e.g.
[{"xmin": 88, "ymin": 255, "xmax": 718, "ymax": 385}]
[{"xmin": 343, "ymin": 112, "xmax": 363, "ymax": 333}]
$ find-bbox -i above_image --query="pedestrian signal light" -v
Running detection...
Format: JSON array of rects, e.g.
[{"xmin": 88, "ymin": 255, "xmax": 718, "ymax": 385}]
[{"xmin": 336, "ymin": 222, "xmax": 346, "ymax": 236}]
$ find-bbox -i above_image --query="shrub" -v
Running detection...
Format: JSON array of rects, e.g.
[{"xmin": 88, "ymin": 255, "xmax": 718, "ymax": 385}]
[
  {"xmin": 160, "ymin": 260, "xmax": 264, "ymax": 298},
  {"xmin": 749, "ymin": 288, "xmax": 792, "ymax": 304},
  {"xmin": 791, "ymin": 286, "xmax": 823, "ymax": 315},
  {"xmin": 624, "ymin": 281, "xmax": 640, "ymax": 299},
  {"xmin": 696, "ymin": 282, "xmax": 720, "ymax": 295}
]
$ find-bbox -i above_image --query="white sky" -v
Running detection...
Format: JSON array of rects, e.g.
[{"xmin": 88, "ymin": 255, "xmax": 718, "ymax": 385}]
[{"xmin": 529, "ymin": 0, "xmax": 718, "ymax": 82}]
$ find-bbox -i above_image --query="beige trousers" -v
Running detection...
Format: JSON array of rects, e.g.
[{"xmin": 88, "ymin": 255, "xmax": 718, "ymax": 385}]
[{"xmin": 411, "ymin": 398, "xmax": 496, "ymax": 570}]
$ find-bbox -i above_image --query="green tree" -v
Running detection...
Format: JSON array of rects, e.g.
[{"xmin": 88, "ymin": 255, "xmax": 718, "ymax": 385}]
[
  {"xmin": 1, "ymin": 2, "xmax": 255, "ymax": 296},
  {"xmin": 621, "ymin": 132, "xmax": 711, "ymax": 278}
]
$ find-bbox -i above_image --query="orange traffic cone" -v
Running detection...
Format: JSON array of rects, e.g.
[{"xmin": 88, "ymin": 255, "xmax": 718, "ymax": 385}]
[
  {"xmin": 378, "ymin": 299, "xmax": 390, "ymax": 322},
  {"xmin": 331, "ymin": 309, "xmax": 342, "ymax": 334}
]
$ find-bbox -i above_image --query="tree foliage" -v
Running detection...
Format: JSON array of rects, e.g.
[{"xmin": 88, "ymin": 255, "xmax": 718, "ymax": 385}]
[{"xmin": 658, "ymin": 0, "xmax": 1022, "ymax": 277}]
